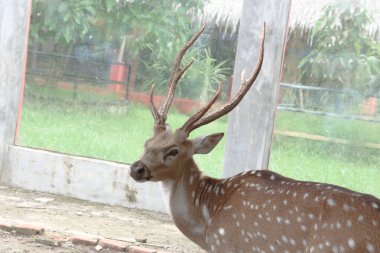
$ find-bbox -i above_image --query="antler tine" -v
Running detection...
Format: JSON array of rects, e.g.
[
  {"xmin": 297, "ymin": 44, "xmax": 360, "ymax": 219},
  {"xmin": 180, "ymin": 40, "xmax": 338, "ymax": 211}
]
[
  {"xmin": 179, "ymin": 84, "xmax": 222, "ymax": 134},
  {"xmin": 149, "ymin": 84, "xmax": 160, "ymax": 123},
  {"xmin": 158, "ymin": 24, "xmax": 207, "ymax": 123},
  {"xmin": 184, "ymin": 23, "xmax": 266, "ymax": 133}
]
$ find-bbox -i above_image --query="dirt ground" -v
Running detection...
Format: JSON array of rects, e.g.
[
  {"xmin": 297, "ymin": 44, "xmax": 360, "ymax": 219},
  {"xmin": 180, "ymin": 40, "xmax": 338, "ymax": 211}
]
[
  {"xmin": 0, "ymin": 229, "xmax": 111, "ymax": 253},
  {"xmin": 0, "ymin": 185, "xmax": 204, "ymax": 253}
]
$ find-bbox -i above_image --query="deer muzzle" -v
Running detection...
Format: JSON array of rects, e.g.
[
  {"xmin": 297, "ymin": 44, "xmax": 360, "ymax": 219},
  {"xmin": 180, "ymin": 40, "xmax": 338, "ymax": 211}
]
[{"xmin": 130, "ymin": 160, "xmax": 151, "ymax": 182}]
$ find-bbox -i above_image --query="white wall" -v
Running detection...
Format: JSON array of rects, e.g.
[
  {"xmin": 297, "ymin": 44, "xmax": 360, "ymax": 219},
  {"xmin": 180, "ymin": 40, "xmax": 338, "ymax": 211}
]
[{"xmin": 3, "ymin": 146, "xmax": 166, "ymax": 212}]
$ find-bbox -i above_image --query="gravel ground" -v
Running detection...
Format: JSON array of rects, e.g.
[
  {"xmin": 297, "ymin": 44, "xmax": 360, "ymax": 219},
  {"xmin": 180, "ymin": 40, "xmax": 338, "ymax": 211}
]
[
  {"xmin": 0, "ymin": 185, "xmax": 204, "ymax": 253},
  {"xmin": 0, "ymin": 230, "xmax": 113, "ymax": 253}
]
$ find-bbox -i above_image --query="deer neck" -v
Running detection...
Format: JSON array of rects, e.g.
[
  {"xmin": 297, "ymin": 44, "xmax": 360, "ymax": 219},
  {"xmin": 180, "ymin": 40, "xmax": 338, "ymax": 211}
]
[{"xmin": 159, "ymin": 158, "xmax": 222, "ymax": 250}]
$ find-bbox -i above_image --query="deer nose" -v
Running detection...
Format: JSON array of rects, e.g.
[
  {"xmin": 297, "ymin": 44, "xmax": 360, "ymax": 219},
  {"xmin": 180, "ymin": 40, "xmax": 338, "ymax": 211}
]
[{"xmin": 130, "ymin": 160, "xmax": 149, "ymax": 181}]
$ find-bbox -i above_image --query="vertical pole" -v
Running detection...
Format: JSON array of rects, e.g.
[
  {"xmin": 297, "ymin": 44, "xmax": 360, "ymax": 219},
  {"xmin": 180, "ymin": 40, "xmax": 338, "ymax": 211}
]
[
  {"xmin": 223, "ymin": 0, "xmax": 291, "ymax": 177},
  {"xmin": 299, "ymin": 88, "xmax": 304, "ymax": 110},
  {"xmin": 0, "ymin": 0, "xmax": 31, "ymax": 180}
]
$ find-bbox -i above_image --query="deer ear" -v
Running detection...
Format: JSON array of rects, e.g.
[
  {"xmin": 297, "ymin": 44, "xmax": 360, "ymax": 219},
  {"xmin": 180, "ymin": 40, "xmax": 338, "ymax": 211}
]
[{"xmin": 192, "ymin": 133, "xmax": 224, "ymax": 154}]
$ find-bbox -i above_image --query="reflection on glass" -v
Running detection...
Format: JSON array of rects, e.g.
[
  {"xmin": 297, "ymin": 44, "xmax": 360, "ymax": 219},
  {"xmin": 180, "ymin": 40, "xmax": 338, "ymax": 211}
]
[
  {"xmin": 18, "ymin": 0, "xmax": 380, "ymax": 194},
  {"xmin": 18, "ymin": 1, "xmax": 236, "ymax": 177},
  {"xmin": 271, "ymin": 1, "xmax": 380, "ymax": 197}
]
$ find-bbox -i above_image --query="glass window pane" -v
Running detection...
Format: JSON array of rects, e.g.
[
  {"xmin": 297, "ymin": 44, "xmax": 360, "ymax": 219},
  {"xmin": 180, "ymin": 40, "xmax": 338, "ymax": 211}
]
[
  {"xmin": 271, "ymin": 1, "xmax": 380, "ymax": 197},
  {"xmin": 18, "ymin": 1, "xmax": 238, "ymax": 177}
]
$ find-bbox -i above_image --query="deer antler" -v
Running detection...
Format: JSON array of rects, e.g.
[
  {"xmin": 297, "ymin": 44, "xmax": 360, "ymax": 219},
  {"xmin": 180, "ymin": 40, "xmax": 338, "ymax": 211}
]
[
  {"xmin": 179, "ymin": 84, "xmax": 222, "ymax": 133},
  {"xmin": 150, "ymin": 24, "xmax": 207, "ymax": 127},
  {"xmin": 178, "ymin": 23, "xmax": 266, "ymax": 135}
]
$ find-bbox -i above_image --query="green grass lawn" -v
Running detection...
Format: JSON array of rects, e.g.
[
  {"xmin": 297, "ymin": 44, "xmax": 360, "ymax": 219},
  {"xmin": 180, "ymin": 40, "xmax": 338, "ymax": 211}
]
[
  {"xmin": 275, "ymin": 111, "xmax": 380, "ymax": 143},
  {"xmin": 18, "ymin": 100, "xmax": 227, "ymax": 177},
  {"xmin": 17, "ymin": 94, "xmax": 380, "ymax": 197},
  {"xmin": 270, "ymin": 137, "xmax": 380, "ymax": 197}
]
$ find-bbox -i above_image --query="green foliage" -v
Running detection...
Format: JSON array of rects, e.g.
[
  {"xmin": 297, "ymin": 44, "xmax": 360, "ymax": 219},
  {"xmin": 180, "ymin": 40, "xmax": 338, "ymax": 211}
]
[
  {"xmin": 96, "ymin": 0, "xmax": 203, "ymax": 52},
  {"xmin": 189, "ymin": 50, "xmax": 229, "ymax": 102},
  {"xmin": 31, "ymin": 0, "xmax": 97, "ymax": 44},
  {"xmin": 101, "ymin": 0, "xmax": 229, "ymax": 100},
  {"xmin": 298, "ymin": 1, "xmax": 380, "ymax": 94},
  {"xmin": 143, "ymin": 46, "xmax": 229, "ymax": 100},
  {"xmin": 29, "ymin": 0, "xmax": 229, "ymax": 100}
]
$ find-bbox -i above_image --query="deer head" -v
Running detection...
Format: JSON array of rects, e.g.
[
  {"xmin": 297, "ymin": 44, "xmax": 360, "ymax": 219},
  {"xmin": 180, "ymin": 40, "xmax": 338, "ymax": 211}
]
[{"xmin": 130, "ymin": 24, "xmax": 265, "ymax": 183}]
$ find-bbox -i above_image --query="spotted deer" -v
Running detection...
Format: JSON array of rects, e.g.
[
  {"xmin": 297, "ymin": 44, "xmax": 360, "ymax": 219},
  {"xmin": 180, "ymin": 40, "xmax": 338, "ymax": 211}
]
[{"xmin": 129, "ymin": 24, "xmax": 380, "ymax": 253}]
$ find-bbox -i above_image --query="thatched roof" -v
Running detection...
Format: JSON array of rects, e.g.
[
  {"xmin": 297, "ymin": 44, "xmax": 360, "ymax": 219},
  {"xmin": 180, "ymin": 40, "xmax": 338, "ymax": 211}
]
[{"xmin": 200, "ymin": 0, "xmax": 380, "ymax": 36}]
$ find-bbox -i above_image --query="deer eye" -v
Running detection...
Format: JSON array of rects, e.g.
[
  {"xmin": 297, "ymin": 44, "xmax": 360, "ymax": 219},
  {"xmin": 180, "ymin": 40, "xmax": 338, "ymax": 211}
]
[{"xmin": 164, "ymin": 149, "xmax": 179, "ymax": 159}]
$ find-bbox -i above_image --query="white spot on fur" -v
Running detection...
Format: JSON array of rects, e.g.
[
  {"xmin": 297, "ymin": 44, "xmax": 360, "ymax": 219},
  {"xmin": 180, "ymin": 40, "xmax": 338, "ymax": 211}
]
[
  {"xmin": 342, "ymin": 203, "xmax": 351, "ymax": 212},
  {"xmin": 327, "ymin": 198, "xmax": 336, "ymax": 206},
  {"xmin": 224, "ymin": 205, "xmax": 232, "ymax": 210},
  {"xmin": 348, "ymin": 238, "xmax": 355, "ymax": 249},
  {"xmin": 367, "ymin": 243, "xmax": 375, "ymax": 253}
]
